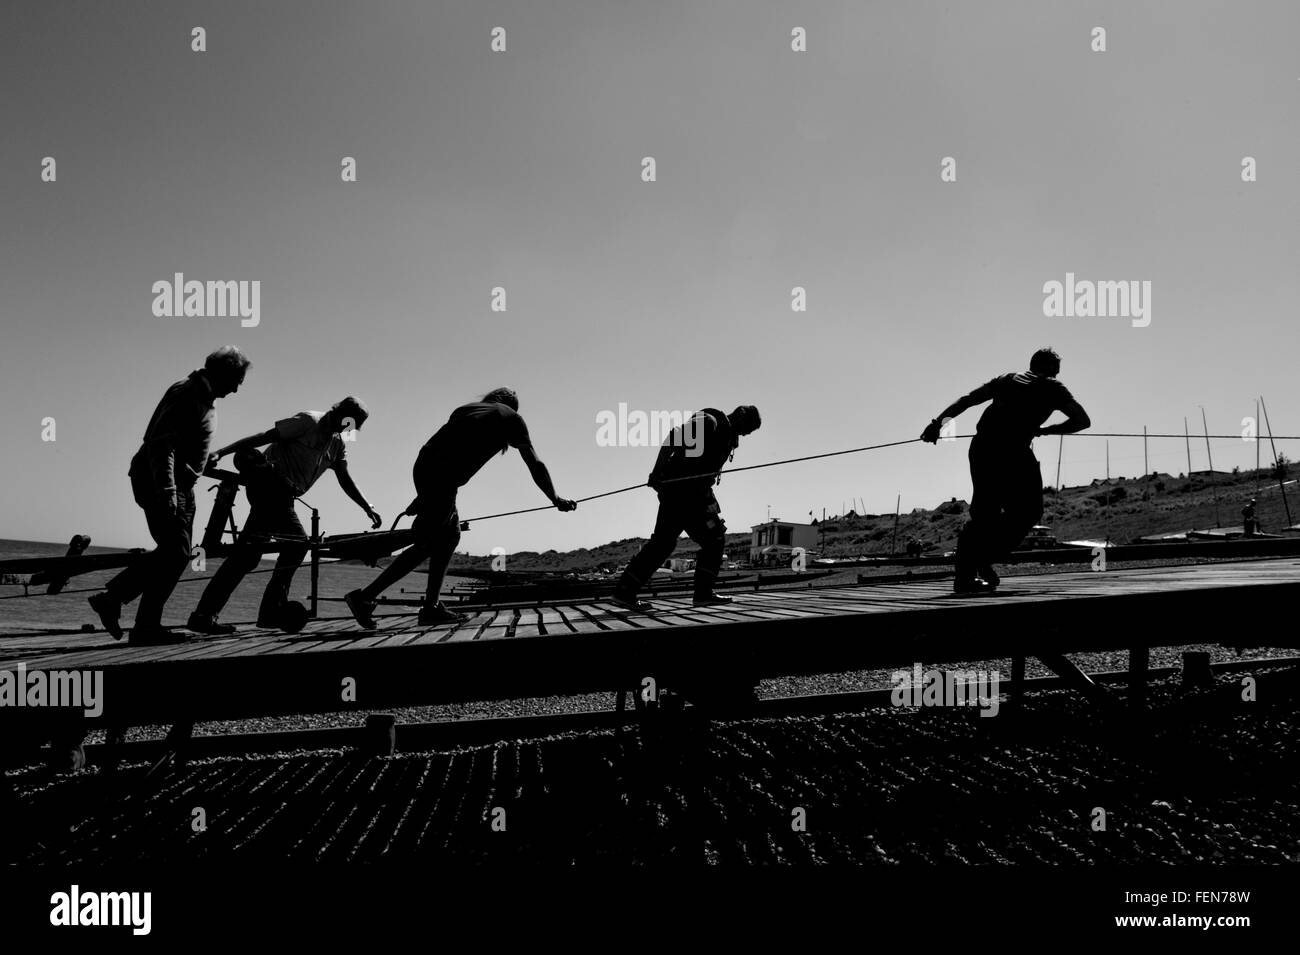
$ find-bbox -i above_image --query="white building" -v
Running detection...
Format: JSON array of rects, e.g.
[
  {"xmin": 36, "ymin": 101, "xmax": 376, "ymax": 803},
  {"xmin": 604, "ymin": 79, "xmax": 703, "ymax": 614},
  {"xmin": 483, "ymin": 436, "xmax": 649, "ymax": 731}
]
[{"xmin": 749, "ymin": 519, "xmax": 819, "ymax": 565}]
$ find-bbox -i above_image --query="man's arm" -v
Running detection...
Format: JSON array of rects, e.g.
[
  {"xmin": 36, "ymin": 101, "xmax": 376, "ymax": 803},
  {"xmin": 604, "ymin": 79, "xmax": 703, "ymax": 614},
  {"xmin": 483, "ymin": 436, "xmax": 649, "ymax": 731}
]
[
  {"xmin": 921, "ymin": 381, "xmax": 998, "ymax": 443},
  {"xmin": 211, "ymin": 428, "xmax": 278, "ymax": 461},
  {"xmin": 1037, "ymin": 394, "xmax": 1091, "ymax": 436},
  {"xmin": 333, "ymin": 460, "xmax": 382, "ymax": 528},
  {"xmin": 144, "ymin": 393, "xmax": 202, "ymax": 505},
  {"xmin": 647, "ymin": 440, "xmax": 681, "ymax": 488},
  {"xmin": 517, "ymin": 443, "xmax": 576, "ymax": 511}
]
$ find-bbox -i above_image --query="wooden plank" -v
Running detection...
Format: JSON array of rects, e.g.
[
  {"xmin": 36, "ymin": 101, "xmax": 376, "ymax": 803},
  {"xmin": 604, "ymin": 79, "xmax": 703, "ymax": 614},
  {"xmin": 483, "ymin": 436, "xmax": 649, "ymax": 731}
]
[
  {"xmin": 551, "ymin": 605, "xmax": 606, "ymax": 634},
  {"xmin": 534, "ymin": 606, "xmax": 573, "ymax": 636}
]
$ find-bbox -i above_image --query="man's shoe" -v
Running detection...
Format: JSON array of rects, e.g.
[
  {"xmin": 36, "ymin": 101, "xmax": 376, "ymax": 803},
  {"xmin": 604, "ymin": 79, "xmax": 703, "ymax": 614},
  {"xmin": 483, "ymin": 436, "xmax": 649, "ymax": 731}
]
[
  {"xmin": 953, "ymin": 578, "xmax": 995, "ymax": 596},
  {"xmin": 345, "ymin": 590, "xmax": 377, "ymax": 630},
  {"xmin": 88, "ymin": 592, "xmax": 124, "ymax": 640},
  {"xmin": 693, "ymin": 592, "xmax": 735, "ymax": 607},
  {"xmin": 978, "ymin": 564, "xmax": 1000, "ymax": 589},
  {"xmin": 187, "ymin": 612, "xmax": 237, "ymax": 636},
  {"xmin": 609, "ymin": 589, "xmax": 654, "ymax": 613},
  {"xmin": 129, "ymin": 626, "xmax": 191, "ymax": 646},
  {"xmin": 418, "ymin": 602, "xmax": 468, "ymax": 627}
]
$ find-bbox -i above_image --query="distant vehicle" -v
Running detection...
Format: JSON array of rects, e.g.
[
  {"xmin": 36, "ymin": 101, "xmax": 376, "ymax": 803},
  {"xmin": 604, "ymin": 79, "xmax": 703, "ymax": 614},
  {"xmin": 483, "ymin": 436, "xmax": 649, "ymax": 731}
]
[{"xmin": 1020, "ymin": 525, "xmax": 1059, "ymax": 549}]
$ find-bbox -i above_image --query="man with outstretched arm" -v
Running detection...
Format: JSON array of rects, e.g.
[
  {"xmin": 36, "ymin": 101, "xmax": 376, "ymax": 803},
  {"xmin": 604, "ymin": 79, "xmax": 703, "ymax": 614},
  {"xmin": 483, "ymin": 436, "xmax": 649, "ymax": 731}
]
[
  {"xmin": 345, "ymin": 388, "xmax": 576, "ymax": 629},
  {"xmin": 611, "ymin": 405, "xmax": 761, "ymax": 612},
  {"xmin": 920, "ymin": 347, "xmax": 1089, "ymax": 594},
  {"xmin": 188, "ymin": 397, "xmax": 382, "ymax": 633},
  {"xmin": 88, "ymin": 345, "xmax": 251, "ymax": 645}
]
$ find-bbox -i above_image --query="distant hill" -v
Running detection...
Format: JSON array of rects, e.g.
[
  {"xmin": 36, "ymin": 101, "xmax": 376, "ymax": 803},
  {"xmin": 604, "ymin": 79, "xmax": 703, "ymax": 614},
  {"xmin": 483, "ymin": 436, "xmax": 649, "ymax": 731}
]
[{"xmin": 445, "ymin": 464, "xmax": 1297, "ymax": 573}]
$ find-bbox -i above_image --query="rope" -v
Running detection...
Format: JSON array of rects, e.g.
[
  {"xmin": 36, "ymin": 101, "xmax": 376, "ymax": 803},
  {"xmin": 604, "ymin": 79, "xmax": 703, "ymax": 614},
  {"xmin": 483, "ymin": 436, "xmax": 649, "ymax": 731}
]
[
  {"xmin": 458, "ymin": 436, "xmax": 929, "ymax": 524},
  {"xmin": 455, "ymin": 430, "xmax": 1299, "ymax": 525}
]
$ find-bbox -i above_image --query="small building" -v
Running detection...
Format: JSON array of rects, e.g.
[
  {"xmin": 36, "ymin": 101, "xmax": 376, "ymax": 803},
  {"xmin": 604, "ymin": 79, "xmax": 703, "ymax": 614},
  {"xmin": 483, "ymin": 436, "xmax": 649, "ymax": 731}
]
[{"xmin": 749, "ymin": 519, "xmax": 819, "ymax": 564}]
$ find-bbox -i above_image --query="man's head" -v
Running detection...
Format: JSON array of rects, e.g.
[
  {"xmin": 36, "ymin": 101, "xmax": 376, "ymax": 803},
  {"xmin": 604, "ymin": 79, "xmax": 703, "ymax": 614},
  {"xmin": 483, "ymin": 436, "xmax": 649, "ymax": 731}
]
[
  {"xmin": 729, "ymin": 405, "xmax": 762, "ymax": 436},
  {"xmin": 483, "ymin": 387, "xmax": 519, "ymax": 411},
  {"xmin": 1030, "ymin": 347, "xmax": 1061, "ymax": 378},
  {"xmin": 328, "ymin": 396, "xmax": 369, "ymax": 434},
  {"xmin": 204, "ymin": 345, "xmax": 251, "ymax": 398}
]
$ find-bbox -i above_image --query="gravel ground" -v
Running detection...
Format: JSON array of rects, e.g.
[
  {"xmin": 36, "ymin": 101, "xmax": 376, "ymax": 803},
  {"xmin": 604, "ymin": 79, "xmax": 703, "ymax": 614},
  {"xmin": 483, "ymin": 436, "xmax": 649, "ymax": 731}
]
[{"xmin": 7, "ymin": 667, "xmax": 1298, "ymax": 864}]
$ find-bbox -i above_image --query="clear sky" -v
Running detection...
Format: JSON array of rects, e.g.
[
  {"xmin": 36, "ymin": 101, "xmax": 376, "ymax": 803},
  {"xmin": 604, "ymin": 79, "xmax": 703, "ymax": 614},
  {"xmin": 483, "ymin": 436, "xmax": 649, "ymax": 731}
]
[{"xmin": 2, "ymin": 0, "xmax": 1297, "ymax": 554}]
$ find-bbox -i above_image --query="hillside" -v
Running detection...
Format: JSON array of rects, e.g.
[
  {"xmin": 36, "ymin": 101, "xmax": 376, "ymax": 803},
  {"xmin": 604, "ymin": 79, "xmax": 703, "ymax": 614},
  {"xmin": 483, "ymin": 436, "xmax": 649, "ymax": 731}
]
[{"xmin": 446, "ymin": 464, "xmax": 1296, "ymax": 573}]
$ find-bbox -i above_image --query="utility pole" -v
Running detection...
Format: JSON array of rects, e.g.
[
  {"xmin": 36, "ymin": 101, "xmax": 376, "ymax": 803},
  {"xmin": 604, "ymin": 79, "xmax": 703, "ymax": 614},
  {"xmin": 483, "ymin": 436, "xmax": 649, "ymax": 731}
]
[
  {"xmin": 1184, "ymin": 417, "xmax": 1192, "ymax": 476},
  {"xmin": 1202, "ymin": 407, "xmax": 1221, "ymax": 527},
  {"xmin": 891, "ymin": 493, "xmax": 901, "ymax": 555},
  {"xmin": 1255, "ymin": 399, "xmax": 1261, "ymax": 498},
  {"xmin": 1143, "ymin": 425, "xmax": 1149, "ymax": 477},
  {"xmin": 1261, "ymin": 396, "xmax": 1293, "ymax": 526},
  {"xmin": 1055, "ymin": 435, "xmax": 1064, "ymax": 493},
  {"xmin": 1106, "ymin": 441, "xmax": 1110, "ymax": 482}
]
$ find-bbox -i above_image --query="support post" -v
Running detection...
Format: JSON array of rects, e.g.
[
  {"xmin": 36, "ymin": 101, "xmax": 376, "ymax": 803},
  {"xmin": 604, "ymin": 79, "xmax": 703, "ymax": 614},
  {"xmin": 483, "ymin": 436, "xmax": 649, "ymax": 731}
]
[
  {"xmin": 1202, "ymin": 407, "xmax": 1221, "ymax": 527},
  {"xmin": 1260, "ymin": 396, "xmax": 1293, "ymax": 527},
  {"xmin": 310, "ymin": 507, "xmax": 321, "ymax": 619}
]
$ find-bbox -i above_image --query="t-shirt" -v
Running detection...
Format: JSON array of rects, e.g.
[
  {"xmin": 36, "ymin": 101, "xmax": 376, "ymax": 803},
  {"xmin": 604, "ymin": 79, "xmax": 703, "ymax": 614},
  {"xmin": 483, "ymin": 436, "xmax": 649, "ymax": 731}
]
[
  {"xmin": 967, "ymin": 372, "xmax": 1081, "ymax": 445},
  {"xmin": 657, "ymin": 410, "xmax": 734, "ymax": 490},
  {"xmin": 129, "ymin": 370, "xmax": 217, "ymax": 493},
  {"xmin": 264, "ymin": 411, "xmax": 347, "ymax": 495},
  {"xmin": 415, "ymin": 402, "xmax": 531, "ymax": 489}
]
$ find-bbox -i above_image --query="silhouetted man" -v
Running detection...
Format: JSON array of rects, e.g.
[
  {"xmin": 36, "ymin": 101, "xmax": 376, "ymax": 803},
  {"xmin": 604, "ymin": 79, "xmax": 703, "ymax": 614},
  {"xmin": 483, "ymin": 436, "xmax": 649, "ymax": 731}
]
[
  {"xmin": 1242, "ymin": 499, "xmax": 1258, "ymax": 536},
  {"xmin": 921, "ymin": 348, "xmax": 1089, "ymax": 594},
  {"xmin": 345, "ymin": 388, "xmax": 576, "ymax": 629},
  {"xmin": 611, "ymin": 406, "xmax": 761, "ymax": 611},
  {"xmin": 188, "ymin": 397, "xmax": 382, "ymax": 633},
  {"xmin": 89, "ymin": 346, "xmax": 251, "ymax": 644}
]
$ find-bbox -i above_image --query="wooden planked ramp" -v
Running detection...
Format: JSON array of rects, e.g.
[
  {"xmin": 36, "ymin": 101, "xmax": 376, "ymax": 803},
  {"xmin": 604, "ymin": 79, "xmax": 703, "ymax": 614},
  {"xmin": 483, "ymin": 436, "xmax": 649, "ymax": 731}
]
[{"xmin": 1, "ymin": 558, "xmax": 1298, "ymax": 729}]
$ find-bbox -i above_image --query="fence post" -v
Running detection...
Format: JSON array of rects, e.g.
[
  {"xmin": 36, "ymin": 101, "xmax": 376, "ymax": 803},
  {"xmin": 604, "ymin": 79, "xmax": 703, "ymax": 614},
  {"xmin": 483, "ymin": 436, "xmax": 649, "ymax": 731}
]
[{"xmin": 309, "ymin": 508, "xmax": 321, "ymax": 619}]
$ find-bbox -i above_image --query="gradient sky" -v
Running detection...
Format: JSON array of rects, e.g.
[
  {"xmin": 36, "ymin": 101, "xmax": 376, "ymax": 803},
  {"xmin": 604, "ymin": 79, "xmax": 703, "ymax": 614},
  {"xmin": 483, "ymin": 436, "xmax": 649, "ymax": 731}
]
[{"xmin": 2, "ymin": 0, "xmax": 1298, "ymax": 554}]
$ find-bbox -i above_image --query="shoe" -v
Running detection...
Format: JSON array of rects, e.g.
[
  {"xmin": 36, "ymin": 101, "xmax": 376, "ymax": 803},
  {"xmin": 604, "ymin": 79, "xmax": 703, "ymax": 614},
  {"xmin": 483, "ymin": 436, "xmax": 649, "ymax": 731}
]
[
  {"xmin": 978, "ymin": 564, "xmax": 1000, "ymax": 589},
  {"xmin": 609, "ymin": 589, "xmax": 654, "ymax": 613},
  {"xmin": 953, "ymin": 578, "xmax": 995, "ymax": 596},
  {"xmin": 418, "ymin": 602, "xmax": 468, "ymax": 627},
  {"xmin": 693, "ymin": 592, "xmax": 735, "ymax": 607},
  {"xmin": 345, "ymin": 590, "xmax": 377, "ymax": 630},
  {"xmin": 187, "ymin": 612, "xmax": 236, "ymax": 635},
  {"xmin": 88, "ymin": 592, "xmax": 124, "ymax": 640},
  {"xmin": 129, "ymin": 626, "xmax": 191, "ymax": 646},
  {"xmin": 255, "ymin": 616, "xmax": 279, "ymax": 629}
]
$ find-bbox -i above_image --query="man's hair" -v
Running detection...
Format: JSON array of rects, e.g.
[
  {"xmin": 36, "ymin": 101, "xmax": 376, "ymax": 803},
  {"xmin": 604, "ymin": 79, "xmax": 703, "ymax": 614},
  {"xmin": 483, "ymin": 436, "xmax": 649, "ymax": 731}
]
[
  {"xmin": 730, "ymin": 405, "xmax": 761, "ymax": 431},
  {"xmin": 331, "ymin": 396, "xmax": 369, "ymax": 429},
  {"xmin": 483, "ymin": 387, "xmax": 519, "ymax": 411},
  {"xmin": 204, "ymin": 345, "xmax": 251, "ymax": 379},
  {"xmin": 1030, "ymin": 347, "xmax": 1061, "ymax": 376}
]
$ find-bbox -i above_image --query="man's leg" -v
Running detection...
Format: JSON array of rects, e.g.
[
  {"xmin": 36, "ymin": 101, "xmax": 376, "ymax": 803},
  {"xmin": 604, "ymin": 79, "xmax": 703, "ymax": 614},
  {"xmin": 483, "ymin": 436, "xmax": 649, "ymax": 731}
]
[
  {"xmin": 254, "ymin": 488, "xmax": 308, "ymax": 624},
  {"xmin": 359, "ymin": 539, "xmax": 430, "ymax": 602},
  {"xmin": 192, "ymin": 485, "xmax": 273, "ymax": 625},
  {"xmin": 684, "ymin": 492, "xmax": 727, "ymax": 602},
  {"xmin": 417, "ymin": 500, "xmax": 463, "ymax": 622},
  {"xmin": 957, "ymin": 443, "xmax": 998, "ymax": 592},
  {"xmin": 132, "ymin": 490, "xmax": 196, "ymax": 631},
  {"xmin": 103, "ymin": 475, "xmax": 166, "ymax": 607},
  {"xmin": 616, "ymin": 496, "xmax": 686, "ymax": 596},
  {"xmin": 346, "ymin": 488, "xmax": 454, "ymax": 628},
  {"xmin": 997, "ymin": 453, "xmax": 1044, "ymax": 559}
]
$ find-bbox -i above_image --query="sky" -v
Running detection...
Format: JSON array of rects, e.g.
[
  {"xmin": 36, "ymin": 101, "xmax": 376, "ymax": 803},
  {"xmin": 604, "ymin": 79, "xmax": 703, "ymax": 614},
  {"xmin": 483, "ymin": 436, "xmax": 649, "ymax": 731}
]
[{"xmin": 2, "ymin": 0, "xmax": 1298, "ymax": 554}]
